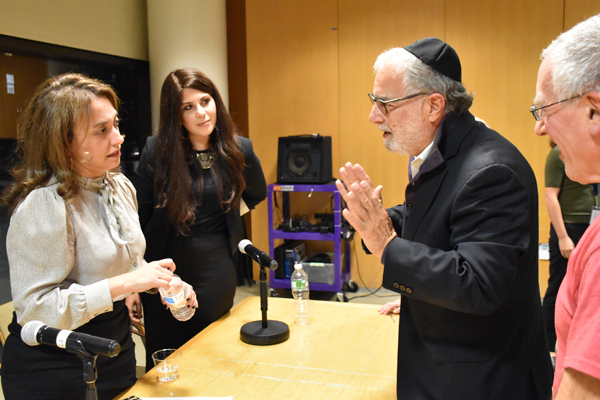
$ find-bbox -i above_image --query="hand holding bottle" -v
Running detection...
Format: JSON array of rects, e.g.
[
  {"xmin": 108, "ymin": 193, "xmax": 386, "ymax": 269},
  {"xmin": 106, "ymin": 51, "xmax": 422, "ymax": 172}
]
[{"xmin": 159, "ymin": 274, "xmax": 198, "ymax": 321}]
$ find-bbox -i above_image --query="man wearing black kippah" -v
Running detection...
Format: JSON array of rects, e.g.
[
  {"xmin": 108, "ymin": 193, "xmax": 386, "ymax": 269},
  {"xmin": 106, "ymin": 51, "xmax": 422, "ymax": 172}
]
[{"xmin": 336, "ymin": 37, "xmax": 553, "ymax": 399}]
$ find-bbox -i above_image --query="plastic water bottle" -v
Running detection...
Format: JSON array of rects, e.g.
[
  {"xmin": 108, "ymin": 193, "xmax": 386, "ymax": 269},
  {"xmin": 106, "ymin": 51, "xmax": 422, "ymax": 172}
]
[
  {"xmin": 291, "ymin": 263, "xmax": 311, "ymax": 324},
  {"xmin": 158, "ymin": 274, "xmax": 195, "ymax": 321}
]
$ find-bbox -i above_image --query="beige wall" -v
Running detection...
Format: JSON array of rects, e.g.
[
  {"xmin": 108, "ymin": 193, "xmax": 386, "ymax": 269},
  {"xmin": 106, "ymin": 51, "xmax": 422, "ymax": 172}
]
[
  {"xmin": 146, "ymin": 0, "xmax": 229, "ymax": 132},
  {"xmin": 245, "ymin": 1, "xmax": 600, "ymax": 293},
  {"xmin": 0, "ymin": 0, "xmax": 149, "ymax": 60}
]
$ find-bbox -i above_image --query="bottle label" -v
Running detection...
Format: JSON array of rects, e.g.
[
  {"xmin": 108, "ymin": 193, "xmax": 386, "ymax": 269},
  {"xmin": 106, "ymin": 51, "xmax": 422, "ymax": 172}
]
[
  {"xmin": 292, "ymin": 279, "xmax": 308, "ymax": 290},
  {"xmin": 163, "ymin": 287, "xmax": 186, "ymax": 305}
]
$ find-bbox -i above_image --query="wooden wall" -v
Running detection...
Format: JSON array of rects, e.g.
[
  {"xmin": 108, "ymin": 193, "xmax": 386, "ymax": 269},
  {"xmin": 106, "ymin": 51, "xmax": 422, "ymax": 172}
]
[{"xmin": 242, "ymin": 1, "xmax": 600, "ymax": 293}]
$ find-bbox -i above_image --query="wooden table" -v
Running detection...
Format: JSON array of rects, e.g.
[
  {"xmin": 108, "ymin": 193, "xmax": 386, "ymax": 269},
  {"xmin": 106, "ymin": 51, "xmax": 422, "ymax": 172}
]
[{"xmin": 117, "ymin": 296, "xmax": 398, "ymax": 399}]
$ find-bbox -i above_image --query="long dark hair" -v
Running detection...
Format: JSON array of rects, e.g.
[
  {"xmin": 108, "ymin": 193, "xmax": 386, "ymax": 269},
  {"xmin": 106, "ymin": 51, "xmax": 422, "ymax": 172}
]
[
  {"xmin": 3, "ymin": 73, "xmax": 119, "ymax": 215},
  {"xmin": 155, "ymin": 68, "xmax": 246, "ymax": 234}
]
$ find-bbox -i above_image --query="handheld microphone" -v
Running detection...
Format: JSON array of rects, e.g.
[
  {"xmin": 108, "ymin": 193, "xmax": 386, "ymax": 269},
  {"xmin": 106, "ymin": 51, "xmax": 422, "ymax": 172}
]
[
  {"xmin": 238, "ymin": 239, "xmax": 278, "ymax": 270},
  {"xmin": 21, "ymin": 320, "xmax": 121, "ymax": 358}
]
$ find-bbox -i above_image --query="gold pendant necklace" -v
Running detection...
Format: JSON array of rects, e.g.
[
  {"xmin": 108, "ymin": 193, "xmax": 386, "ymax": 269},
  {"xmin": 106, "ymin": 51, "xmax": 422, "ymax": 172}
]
[{"xmin": 196, "ymin": 151, "xmax": 213, "ymax": 169}]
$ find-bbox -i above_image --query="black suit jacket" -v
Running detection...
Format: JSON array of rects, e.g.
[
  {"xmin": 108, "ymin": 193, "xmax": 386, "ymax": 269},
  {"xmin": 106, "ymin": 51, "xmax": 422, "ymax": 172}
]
[
  {"xmin": 134, "ymin": 135, "xmax": 267, "ymax": 262},
  {"xmin": 382, "ymin": 112, "xmax": 553, "ymax": 399}
]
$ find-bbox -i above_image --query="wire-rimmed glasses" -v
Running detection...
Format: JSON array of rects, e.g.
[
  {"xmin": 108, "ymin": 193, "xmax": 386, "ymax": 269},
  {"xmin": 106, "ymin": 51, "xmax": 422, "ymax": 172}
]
[
  {"xmin": 530, "ymin": 94, "xmax": 585, "ymax": 121},
  {"xmin": 368, "ymin": 92, "xmax": 429, "ymax": 114}
]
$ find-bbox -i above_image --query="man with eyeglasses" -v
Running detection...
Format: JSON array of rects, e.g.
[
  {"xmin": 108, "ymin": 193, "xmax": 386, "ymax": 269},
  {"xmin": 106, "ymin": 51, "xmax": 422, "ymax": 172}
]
[
  {"xmin": 336, "ymin": 37, "xmax": 553, "ymax": 399},
  {"xmin": 532, "ymin": 14, "xmax": 600, "ymax": 400}
]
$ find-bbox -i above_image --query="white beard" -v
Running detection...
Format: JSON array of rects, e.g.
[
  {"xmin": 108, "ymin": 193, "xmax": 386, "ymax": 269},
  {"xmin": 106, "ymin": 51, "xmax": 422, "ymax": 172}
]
[{"xmin": 380, "ymin": 123, "xmax": 421, "ymax": 156}]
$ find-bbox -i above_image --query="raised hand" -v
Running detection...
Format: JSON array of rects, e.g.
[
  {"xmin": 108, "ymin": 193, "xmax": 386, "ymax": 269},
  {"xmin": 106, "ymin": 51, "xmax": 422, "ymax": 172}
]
[{"xmin": 335, "ymin": 162, "xmax": 397, "ymax": 260}]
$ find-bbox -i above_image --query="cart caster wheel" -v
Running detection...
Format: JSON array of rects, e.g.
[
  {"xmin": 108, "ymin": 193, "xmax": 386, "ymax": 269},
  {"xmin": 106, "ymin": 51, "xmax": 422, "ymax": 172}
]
[
  {"xmin": 270, "ymin": 289, "xmax": 278, "ymax": 297},
  {"xmin": 336, "ymin": 292, "xmax": 348, "ymax": 302},
  {"xmin": 346, "ymin": 280, "xmax": 359, "ymax": 293}
]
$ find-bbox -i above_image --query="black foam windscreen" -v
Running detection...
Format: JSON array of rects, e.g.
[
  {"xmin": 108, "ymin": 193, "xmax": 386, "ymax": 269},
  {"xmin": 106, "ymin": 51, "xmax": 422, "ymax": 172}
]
[{"xmin": 277, "ymin": 134, "xmax": 332, "ymax": 183}]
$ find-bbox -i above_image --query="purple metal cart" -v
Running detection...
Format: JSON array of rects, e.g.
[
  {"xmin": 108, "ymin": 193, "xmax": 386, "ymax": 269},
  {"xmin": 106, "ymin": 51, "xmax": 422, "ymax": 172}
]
[{"xmin": 267, "ymin": 183, "xmax": 353, "ymax": 301}]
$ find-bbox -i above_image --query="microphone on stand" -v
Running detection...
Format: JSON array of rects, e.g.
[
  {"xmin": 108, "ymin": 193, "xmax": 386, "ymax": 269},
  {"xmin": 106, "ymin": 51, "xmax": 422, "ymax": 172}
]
[
  {"xmin": 21, "ymin": 320, "xmax": 121, "ymax": 357},
  {"xmin": 238, "ymin": 239, "xmax": 289, "ymax": 346},
  {"xmin": 21, "ymin": 320, "xmax": 119, "ymax": 400},
  {"xmin": 239, "ymin": 239, "xmax": 278, "ymax": 270}
]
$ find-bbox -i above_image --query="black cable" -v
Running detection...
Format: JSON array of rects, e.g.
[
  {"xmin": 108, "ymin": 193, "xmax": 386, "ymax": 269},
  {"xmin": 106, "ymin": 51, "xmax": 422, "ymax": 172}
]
[
  {"xmin": 273, "ymin": 191, "xmax": 284, "ymax": 228},
  {"xmin": 346, "ymin": 236, "xmax": 399, "ymax": 302}
]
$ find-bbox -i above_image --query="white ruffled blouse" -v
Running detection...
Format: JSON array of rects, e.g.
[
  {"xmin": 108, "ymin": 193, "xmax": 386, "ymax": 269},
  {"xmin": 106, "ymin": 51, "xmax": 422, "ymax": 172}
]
[{"xmin": 7, "ymin": 172, "xmax": 147, "ymax": 330}]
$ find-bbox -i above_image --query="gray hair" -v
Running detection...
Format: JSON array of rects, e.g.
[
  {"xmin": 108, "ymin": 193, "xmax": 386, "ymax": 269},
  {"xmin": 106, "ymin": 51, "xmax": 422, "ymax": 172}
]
[
  {"xmin": 541, "ymin": 14, "xmax": 600, "ymax": 99},
  {"xmin": 374, "ymin": 47, "xmax": 473, "ymax": 114}
]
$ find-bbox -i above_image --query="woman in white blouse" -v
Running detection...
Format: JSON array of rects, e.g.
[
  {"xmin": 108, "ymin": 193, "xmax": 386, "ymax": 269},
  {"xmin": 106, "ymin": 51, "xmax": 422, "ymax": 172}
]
[{"xmin": 0, "ymin": 73, "xmax": 196, "ymax": 400}]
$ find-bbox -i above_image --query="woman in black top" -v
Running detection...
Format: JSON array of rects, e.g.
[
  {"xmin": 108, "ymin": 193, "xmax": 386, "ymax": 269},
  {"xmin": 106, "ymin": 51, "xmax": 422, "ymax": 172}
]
[{"xmin": 133, "ymin": 68, "xmax": 267, "ymax": 369}]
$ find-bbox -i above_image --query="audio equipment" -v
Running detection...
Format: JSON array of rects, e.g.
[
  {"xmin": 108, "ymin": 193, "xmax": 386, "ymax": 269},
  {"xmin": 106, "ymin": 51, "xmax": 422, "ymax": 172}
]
[
  {"xmin": 238, "ymin": 239, "xmax": 278, "ymax": 270},
  {"xmin": 21, "ymin": 321, "xmax": 121, "ymax": 357},
  {"xmin": 277, "ymin": 134, "xmax": 333, "ymax": 183},
  {"xmin": 238, "ymin": 242, "xmax": 290, "ymax": 346},
  {"xmin": 274, "ymin": 240, "xmax": 306, "ymax": 279}
]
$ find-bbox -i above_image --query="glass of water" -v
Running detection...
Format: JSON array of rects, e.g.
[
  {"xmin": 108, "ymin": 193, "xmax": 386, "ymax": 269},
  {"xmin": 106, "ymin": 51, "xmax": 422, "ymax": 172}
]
[{"xmin": 152, "ymin": 349, "xmax": 182, "ymax": 382}]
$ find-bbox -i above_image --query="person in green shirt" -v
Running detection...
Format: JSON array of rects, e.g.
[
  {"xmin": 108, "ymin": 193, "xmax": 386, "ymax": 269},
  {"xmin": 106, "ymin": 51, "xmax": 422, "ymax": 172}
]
[{"xmin": 543, "ymin": 140, "xmax": 596, "ymax": 353}]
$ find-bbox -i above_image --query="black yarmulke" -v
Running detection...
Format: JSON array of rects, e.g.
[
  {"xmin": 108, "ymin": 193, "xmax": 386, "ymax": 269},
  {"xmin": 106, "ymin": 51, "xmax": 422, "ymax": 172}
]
[{"xmin": 404, "ymin": 37, "xmax": 462, "ymax": 82}]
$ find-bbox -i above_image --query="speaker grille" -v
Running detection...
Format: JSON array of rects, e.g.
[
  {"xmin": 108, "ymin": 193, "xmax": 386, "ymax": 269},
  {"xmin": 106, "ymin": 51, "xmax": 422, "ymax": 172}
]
[
  {"xmin": 277, "ymin": 135, "xmax": 332, "ymax": 183},
  {"xmin": 286, "ymin": 150, "xmax": 311, "ymax": 175}
]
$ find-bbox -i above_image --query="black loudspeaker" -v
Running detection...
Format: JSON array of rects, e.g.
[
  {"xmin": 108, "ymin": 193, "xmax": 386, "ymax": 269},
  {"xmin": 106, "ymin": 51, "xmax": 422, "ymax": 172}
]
[{"xmin": 277, "ymin": 134, "xmax": 333, "ymax": 183}]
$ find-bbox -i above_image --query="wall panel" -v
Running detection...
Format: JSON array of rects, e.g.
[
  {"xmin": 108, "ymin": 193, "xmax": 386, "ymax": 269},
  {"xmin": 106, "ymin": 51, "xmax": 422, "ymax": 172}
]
[
  {"xmin": 337, "ymin": 1, "xmax": 444, "ymax": 288},
  {"xmin": 565, "ymin": 0, "xmax": 600, "ymax": 29},
  {"xmin": 445, "ymin": 0, "xmax": 564, "ymax": 295},
  {"xmin": 245, "ymin": 0, "xmax": 339, "ymax": 269}
]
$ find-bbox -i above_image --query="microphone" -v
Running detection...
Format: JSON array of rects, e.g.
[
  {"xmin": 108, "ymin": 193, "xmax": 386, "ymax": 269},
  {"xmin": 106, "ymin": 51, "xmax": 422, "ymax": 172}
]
[
  {"xmin": 238, "ymin": 239, "xmax": 278, "ymax": 270},
  {"xmin": 21, "ymin": 320, "xmax": 121, "ymax": 358}
]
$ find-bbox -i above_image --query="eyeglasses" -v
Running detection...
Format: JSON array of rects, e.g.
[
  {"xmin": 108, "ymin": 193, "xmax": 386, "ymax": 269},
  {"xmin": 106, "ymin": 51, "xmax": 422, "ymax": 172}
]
[
  {"xmin": 368, "ymin": 92, "xmax": 429, "ymax": 115},
  {"xmin": 530, "ymin": 94, "xmax": 584, "ymax": 121}
]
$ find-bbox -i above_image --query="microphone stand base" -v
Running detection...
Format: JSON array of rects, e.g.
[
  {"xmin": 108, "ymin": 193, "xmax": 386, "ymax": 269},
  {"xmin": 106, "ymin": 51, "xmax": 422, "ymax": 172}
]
[{"xmin": 240, "ymin": 320, "xmax": 290, "ymax": 345}]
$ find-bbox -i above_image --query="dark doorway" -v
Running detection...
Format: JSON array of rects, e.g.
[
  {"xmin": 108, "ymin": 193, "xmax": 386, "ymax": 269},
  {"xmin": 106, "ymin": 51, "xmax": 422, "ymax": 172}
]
[{"xmin": 0, "ymin": 34, "xmax": 152, "ymax": 180}]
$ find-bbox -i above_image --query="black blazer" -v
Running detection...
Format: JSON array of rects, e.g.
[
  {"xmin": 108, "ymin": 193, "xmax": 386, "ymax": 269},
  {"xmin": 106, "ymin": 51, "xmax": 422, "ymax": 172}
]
[
  {"xmin": 382, "ymin": 112, "xmax": 553, "ymax": 399},
  {"xmin": 134, "ymin": 135, "xmax": 267, "ymax": 262}
]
